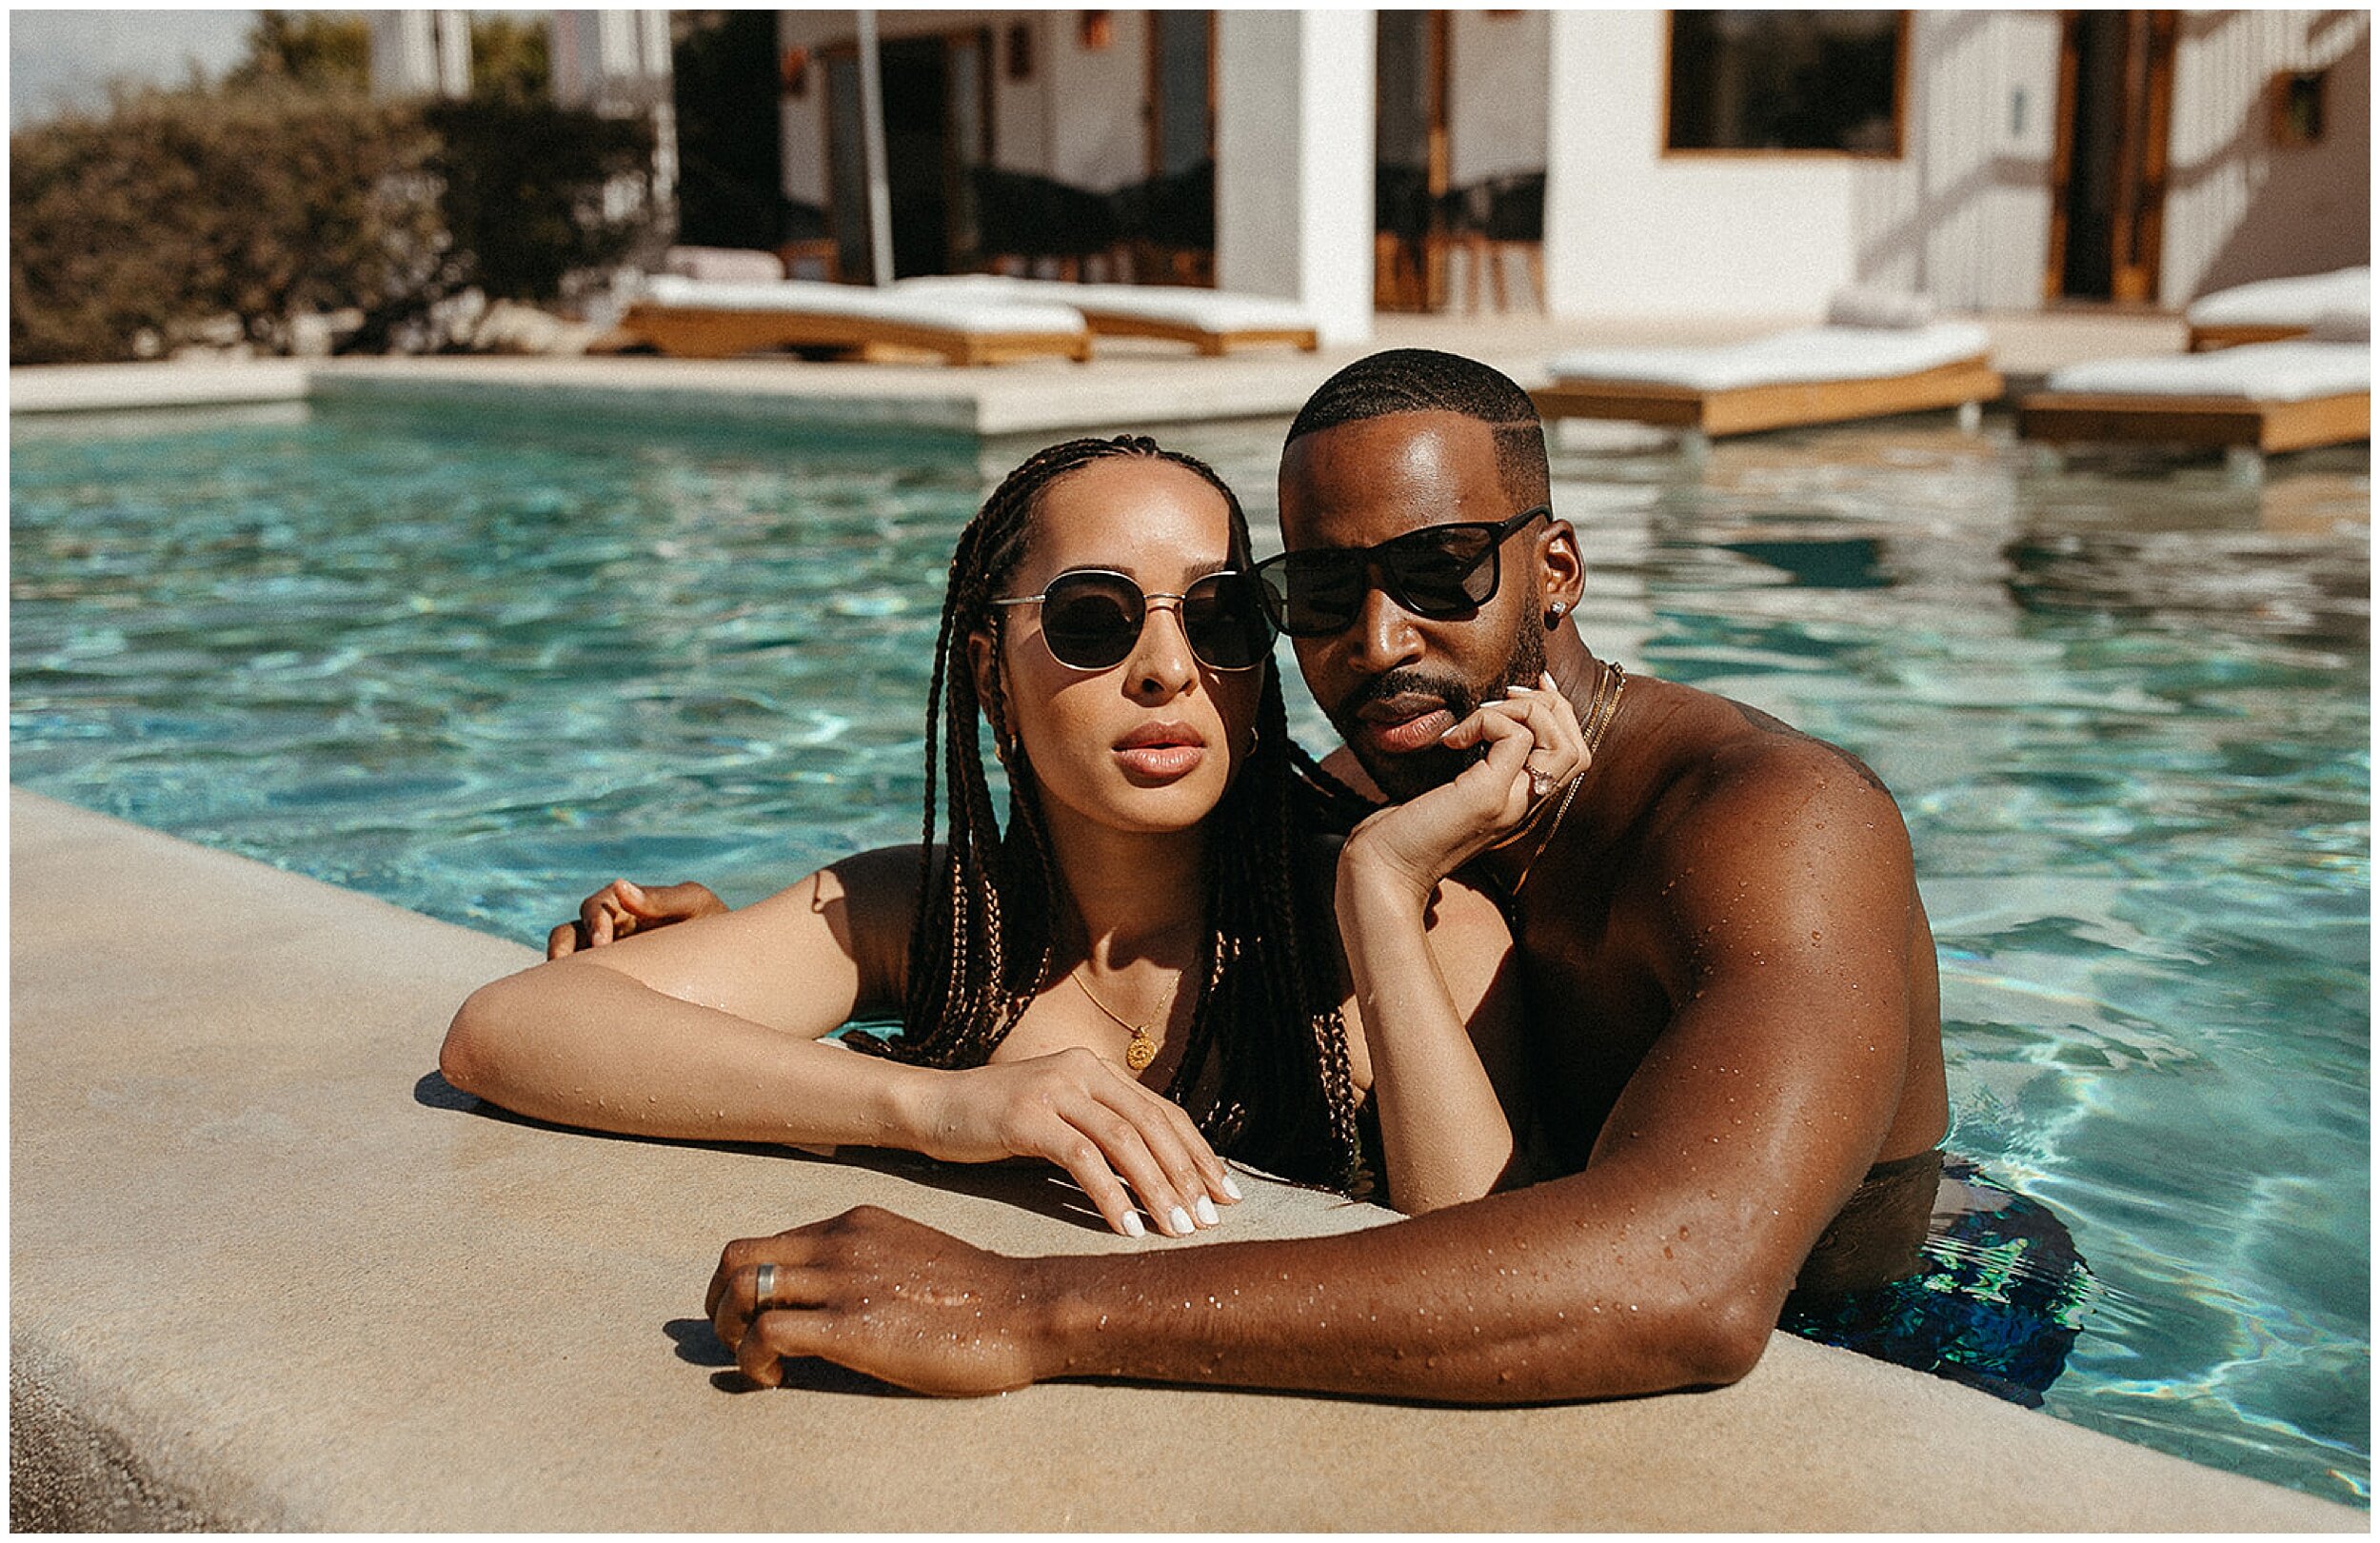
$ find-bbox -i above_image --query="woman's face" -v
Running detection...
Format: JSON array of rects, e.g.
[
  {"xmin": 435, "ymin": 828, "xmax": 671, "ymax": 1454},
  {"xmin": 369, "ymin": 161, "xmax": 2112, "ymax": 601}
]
[{"xmin": 977, "ymin": 456, "xmax": 1266, "ymax": 838}]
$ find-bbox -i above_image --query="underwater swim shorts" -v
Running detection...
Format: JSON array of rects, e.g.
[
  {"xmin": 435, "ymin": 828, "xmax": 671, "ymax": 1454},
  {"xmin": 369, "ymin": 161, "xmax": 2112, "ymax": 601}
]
[{"xmin": 1778, "ymin": 1156, "xmax": 2098, "ymax": 1408}]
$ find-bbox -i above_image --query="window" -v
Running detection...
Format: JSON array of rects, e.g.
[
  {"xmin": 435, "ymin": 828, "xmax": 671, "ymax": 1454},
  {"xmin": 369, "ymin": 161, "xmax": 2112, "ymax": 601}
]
[{"xmin": 1665, "ymin": 10, "xmax": 1905, "ymax": 156}]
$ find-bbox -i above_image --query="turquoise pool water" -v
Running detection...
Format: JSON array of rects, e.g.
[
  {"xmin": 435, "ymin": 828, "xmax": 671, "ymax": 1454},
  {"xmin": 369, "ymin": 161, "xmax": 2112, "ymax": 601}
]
[{"xmin": 11, "ymin": 399, "xmax": 2368, "ymax": 1505}]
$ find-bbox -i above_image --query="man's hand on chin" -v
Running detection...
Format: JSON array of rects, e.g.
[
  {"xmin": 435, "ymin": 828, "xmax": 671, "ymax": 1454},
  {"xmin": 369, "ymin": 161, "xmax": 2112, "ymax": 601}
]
[{"xmin": 706, "ymin": 1206, "xmax": 1057, "ymax": 1396}]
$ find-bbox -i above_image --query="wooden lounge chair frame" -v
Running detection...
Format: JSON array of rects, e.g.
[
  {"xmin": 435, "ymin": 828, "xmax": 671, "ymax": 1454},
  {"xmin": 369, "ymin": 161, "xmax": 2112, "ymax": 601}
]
[
  {"xmin": 1532, "ymin": 356, "xmax": 2004, "ymax": 438},
  {"xmin": 619, "ymin": 302, "xmax": 1091, "ymax": 366},
  {"xmin": 2187, "ymin": 322, "xmax": 2311, "ymax": 352},
  {"xmin": 1071, "ymin": 308, "xmax": 1318, "ymax": 356},
  {"xmin": 2015, "ymin": 389, "xmax": 2369, "ymax": 453}
]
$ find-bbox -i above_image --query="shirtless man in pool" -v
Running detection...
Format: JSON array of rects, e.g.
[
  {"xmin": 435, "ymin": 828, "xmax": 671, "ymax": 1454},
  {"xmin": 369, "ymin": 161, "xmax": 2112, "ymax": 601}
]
[{"xmin": 586, "ymin": 352, "xmax": 2074, "ymax": 1403}]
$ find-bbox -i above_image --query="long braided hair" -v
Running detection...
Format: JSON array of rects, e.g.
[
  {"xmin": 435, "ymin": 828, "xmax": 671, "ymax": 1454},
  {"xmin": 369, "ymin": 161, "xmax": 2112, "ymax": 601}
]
[{"xmin": 856, "ymin": 435, "xmax": 1363, "ymax": 1193}]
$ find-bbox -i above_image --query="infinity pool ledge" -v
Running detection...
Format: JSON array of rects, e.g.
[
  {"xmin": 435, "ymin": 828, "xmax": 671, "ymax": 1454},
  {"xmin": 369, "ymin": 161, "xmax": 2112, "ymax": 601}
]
[{"xmin": 9, "ymin": 787, "xmax": 2360, "ymax": 1532}]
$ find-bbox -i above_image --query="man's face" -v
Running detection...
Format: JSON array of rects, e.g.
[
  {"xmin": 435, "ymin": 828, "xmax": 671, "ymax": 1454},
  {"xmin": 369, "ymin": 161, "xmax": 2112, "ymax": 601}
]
[{"xmin": 1277, "ymin": 410, "xmax": 1550, "ymax": 802}]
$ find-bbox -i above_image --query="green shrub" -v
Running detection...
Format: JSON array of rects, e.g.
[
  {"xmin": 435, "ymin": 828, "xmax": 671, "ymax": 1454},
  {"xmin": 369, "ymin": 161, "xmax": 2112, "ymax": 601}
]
[
  {"xmin": 10, "ymin": 86, "xmax": 656, "ymax": 364},
  {"xmin": 10, "ymin": 90, "xmax": 446, "ymax": 364}
]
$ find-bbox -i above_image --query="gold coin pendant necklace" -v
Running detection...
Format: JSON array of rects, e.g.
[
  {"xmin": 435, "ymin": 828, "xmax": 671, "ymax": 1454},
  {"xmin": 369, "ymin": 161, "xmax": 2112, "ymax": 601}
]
[{"xmin": 1070, "ymin": 964, "xmax": 1174, "ymax": 1072}]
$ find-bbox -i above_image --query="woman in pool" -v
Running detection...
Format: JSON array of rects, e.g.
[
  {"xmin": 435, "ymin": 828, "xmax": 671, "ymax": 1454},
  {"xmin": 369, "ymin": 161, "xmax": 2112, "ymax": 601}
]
[{"xmin": 441, "ymin": 435, "xmax": 1584, "ymax": 1236}]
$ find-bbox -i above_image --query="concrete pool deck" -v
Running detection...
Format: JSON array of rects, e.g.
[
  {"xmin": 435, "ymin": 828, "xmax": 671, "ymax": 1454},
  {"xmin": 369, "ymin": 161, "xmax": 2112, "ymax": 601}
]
[
  {"xmin": 7, "ymin": 307, "xmax": 2191, "ymax": 438},
  {"xmin": 9, "ymin": 789, "xmax": 2361, "ymax": 1532}
]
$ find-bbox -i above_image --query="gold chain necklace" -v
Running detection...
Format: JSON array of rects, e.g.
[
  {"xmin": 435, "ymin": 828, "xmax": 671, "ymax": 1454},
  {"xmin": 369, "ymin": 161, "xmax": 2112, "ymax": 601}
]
[
  {"xmin": 1068, "ymin": 964, "xmax": 1175, "ymax": 1073},
  {"xmin": 1504, "ymin": 662, "xmax": 1627, "ymax": 900}
]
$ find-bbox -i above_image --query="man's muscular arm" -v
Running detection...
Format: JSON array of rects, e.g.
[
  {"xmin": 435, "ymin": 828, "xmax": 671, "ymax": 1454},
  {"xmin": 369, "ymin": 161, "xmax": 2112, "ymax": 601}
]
[{"xmin": 710, "ymin": 747, "xmax": 1925, "ymax": 1400}]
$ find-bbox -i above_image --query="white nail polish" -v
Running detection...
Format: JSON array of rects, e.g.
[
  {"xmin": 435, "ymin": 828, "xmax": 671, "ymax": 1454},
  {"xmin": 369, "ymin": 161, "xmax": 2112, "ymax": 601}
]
[
  {"xmin": 1168, "ymin": 1205, "xmax": 1194, "ymax": 1236},
  {"xmin": 1121, "ymin": 1211, "xmax": 1145, "ymax": 1238},
  {"xmin": 1221, "ymin": 1174, "xmax": 1244, "ymax": 1200},
  {"xmin": 1194, "ymin": 1195, "xmax": 1220, "ymax": 1226}
]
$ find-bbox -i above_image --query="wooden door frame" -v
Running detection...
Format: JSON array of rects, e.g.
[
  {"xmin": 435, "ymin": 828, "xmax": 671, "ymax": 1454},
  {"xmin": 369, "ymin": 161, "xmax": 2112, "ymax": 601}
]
[
  {"xmin": 2044, "ymin": 10, "xmax": 2177, "ymax": 304},
  {"xmin": 1144, "ymin": 9, "xmax": 1218, "ymax": 177},
  {"xmin": 818, "ymin": 26, "xmax": 995, "ymax": 278}
]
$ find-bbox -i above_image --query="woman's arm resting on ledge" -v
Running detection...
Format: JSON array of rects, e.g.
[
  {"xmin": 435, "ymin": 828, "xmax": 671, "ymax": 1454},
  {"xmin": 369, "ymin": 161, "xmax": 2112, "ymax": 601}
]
[{"xmin": 443, "ymin": 852, "xmax": 1235, "ymax": 1237}]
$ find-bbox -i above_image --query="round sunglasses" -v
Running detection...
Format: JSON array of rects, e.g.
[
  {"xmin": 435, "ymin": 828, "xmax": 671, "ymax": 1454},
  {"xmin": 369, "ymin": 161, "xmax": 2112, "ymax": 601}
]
[
  {"xmin": 1251, "ymin": 505, "xmax": 1551, "ymax": 637},
  {"xmin": 989, "ymin": 568, "xmax": 1276, "ymax": 672}
]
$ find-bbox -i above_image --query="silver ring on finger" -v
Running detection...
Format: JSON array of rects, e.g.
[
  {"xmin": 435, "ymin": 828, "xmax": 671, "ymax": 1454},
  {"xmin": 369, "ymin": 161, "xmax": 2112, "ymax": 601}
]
[
  {"xmin": 1529, "ymin": 769, "xmax": 1556, "ymax": 798},
  {"xmin": 753, "ymin": 1261, "xmax": 778, "ymax": 1308}
]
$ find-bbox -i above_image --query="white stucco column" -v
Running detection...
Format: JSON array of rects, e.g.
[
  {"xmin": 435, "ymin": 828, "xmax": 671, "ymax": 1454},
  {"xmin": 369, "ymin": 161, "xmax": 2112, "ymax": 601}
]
[
  {"xmin": 368, "ymin": 11, "xmax": 470, "ymax": 100},
  {"xmin": 1214, "ymin": 10, "xmax": 1374, "ymax": 346},
  {"xmin": 1540, "ymin": 9, "xmax": 1619, "ymax": 319}
]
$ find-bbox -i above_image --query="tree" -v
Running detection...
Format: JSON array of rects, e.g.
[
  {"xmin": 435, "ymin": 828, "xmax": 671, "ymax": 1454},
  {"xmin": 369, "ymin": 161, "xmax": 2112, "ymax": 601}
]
[
  {"xmin": 470, "ymin": 15, "xmax": 551, "ymax": 104},
  {"xmin": 221, "ymin": 11, "xmax": 371, "ymax": 96}
]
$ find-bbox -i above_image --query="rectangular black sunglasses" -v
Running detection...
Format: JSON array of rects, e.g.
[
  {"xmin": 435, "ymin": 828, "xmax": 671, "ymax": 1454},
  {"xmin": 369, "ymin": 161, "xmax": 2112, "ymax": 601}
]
[{"xmin": 1251, "ymin": 504, "xmax": 1551, "ymax": 637}]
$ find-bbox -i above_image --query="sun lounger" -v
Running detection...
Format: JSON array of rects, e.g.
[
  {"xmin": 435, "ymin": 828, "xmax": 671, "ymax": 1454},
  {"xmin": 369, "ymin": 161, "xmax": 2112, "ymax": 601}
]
[
  {"xmin": 2185, "ymin": 266, "xmax": 2370, "ymax": 350},
  {"xmin": 618, "ymin": 275, "xmax": 1093, "ymax": 366},
  {"xmin": 2017, "ymin": 325, "xmax": 2370, "ymax": 455},
  {"xmin": 897, "ymin": 275, "xmax": 1319, "ymax": 354},
  {"xmin": 1534, "ymin": 293, "xmax": 2001, "ymax": 438}
]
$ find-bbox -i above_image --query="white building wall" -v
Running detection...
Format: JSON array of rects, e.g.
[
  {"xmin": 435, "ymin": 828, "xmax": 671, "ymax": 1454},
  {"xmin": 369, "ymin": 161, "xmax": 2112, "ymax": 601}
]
[
  {"xmin": 1048, "ymin": 10, "xmax": 1149, "ymax": 189},
  {"xmin": 1447, "ymin": 10, "xmax": 1548, "ymax": 185},
  {"xmin": 990, "ymin": 13, "xmax": 1054, "ymax": 179},
  {"xmin": 1215, "ymin": 10, "xmax": 1373, "ymax": 343},
  {"xmin": 2162, "ymin": 10, "xmax": 2370, "ymax": 302},
  {"xmin": 1851, "ymin": 10, "xmax": 2061, "ymax": 311},
  {"xmin": 1544, "ymin": 10, "xmax": 1856, "ymax": 320}
]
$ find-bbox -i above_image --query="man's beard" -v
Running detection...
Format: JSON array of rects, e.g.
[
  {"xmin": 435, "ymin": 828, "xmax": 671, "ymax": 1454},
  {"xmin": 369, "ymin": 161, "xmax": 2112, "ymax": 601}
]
[{"xmin": 1328, "ymin": 594, "xmax": 1549, "ymax": 803}]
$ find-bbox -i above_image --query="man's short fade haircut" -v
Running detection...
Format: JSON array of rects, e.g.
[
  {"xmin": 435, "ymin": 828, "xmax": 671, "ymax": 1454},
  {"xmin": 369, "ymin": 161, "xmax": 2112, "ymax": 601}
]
[{"xmin": 1284, "ymin": 348, "xmax": 1551, "ymax": 507}]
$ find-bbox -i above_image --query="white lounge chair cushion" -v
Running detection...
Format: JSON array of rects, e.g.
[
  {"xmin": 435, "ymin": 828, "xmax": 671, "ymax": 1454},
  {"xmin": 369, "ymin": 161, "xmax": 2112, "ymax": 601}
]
[
  {"xmin": 2308, "ymin": 307, "xmax": 2370, "ymax": 345},
  {"xmin": 1825, "ymin": 287, "xmax": 1936, "ymax": 328},
  {"xmin": 638, "ymin": 274, "xmax": 1086, "ymax": 334},
  {"xmin": 2185, "ymin": 267, "xmax": 2370, "ymax": 327},
  {"xmin": 897, "ymin": 275, "xmax": 1316, "ymax": 333},
  {"xmin": 663, "ymin": 246, "xmax": 786, "ymax": 284},
  {"xmin": 2044, "ymin": 340, "xmax": 2370, "ymax": 402},
  {"xmin": 1546, "ymin": 321, "xmax": 1991, "ymax": 392}
]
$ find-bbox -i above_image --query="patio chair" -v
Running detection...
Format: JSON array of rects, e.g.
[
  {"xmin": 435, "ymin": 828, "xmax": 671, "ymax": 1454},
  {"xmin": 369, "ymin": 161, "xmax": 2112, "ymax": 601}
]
[
  {"xmin": 1534, "ymin": 289, "xmax": 2003, "ymax": 439},
  {"xmin": 967, "ymin": 166, "xmax": 1124, "ymax": 282},
  {"xmin": 2185, "ymin": 266, "xmax": 2370, "ymax": 351},
  {"xmin": 2017, "ymin": 312, "xmax": 2369, "ymax": 458},
  {"xmin": 618, "ymin": 275, "xmax": 1093, "ymax": 366},
  {"xmin": 896, "ymin": 274, "xmax": 1318, "ymax": 356}
]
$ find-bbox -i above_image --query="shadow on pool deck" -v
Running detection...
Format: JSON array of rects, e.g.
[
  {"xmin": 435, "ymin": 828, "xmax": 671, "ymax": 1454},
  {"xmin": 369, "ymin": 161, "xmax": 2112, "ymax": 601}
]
[{"xmin": 10, "ymin": 788, "xmax": 2360, "ymax": 1531}]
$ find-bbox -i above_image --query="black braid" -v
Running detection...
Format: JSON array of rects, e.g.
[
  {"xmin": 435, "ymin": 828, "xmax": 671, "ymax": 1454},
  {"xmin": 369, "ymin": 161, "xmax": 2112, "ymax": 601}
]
[{"xmin": 855, "ymin": 434, "xmax": 1363, "ymax": 1191}]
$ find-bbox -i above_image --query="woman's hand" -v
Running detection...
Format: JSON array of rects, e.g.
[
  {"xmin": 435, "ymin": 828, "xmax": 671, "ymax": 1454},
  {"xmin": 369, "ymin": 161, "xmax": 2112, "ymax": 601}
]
[
  {"xmin": 547, "ymin": 878, "xmax": 728, "ymax": 958},
  {"xmin": 905, "ymin": 1049, "xmax": 1240, "ymax": 1239},
  {"xmin": 1341, "ymin": 673, "xmax": 1588, "ymax": 901}
]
